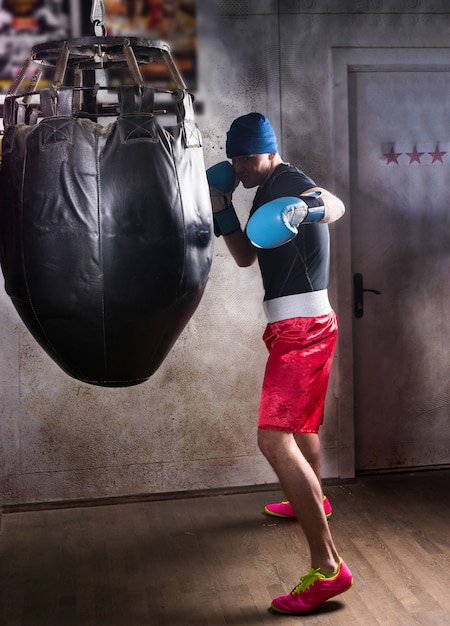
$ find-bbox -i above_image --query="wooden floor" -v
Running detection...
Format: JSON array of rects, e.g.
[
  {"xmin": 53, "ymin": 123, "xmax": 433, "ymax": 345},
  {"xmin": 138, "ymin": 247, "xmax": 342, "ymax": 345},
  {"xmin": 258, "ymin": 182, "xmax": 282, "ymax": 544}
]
[{"xmin": 1, "ymin": 469, "xmax": 450, "ymax": 625}]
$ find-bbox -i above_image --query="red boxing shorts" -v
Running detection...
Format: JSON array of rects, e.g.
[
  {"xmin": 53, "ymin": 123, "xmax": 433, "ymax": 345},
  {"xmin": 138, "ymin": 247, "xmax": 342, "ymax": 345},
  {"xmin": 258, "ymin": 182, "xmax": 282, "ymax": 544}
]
[{"xmin": 257, "ymin": 312, "xmax": 338, "ymax": 434}]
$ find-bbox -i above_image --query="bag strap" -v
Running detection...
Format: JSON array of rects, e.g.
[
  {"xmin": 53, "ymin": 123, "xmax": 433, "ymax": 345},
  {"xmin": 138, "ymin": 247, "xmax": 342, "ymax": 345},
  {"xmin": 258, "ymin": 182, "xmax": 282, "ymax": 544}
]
[
  {"xmin": 176, "ymin": 92, "xmax": 201, "ymax": 148},
  {"xmin": 39, "ymin": 88, "xmax": 73, "ymax": 118},
  {"xmin": 118, "ymin": 86, "xmax": 155, "ymax": 115}
]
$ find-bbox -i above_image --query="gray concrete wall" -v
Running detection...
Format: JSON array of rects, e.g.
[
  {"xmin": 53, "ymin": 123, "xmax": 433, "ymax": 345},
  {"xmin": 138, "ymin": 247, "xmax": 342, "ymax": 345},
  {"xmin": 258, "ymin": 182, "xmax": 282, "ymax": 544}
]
[{"xmin": 1, "ymin": 0, "xmax": 449, "ymax": 506}]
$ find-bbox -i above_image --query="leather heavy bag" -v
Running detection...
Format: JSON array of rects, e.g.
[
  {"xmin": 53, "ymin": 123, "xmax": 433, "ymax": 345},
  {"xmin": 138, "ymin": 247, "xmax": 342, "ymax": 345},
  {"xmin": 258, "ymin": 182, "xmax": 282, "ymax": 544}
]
[{"xmin": 0, "ymin": 87, "xmax": 213, "ymax": 386}]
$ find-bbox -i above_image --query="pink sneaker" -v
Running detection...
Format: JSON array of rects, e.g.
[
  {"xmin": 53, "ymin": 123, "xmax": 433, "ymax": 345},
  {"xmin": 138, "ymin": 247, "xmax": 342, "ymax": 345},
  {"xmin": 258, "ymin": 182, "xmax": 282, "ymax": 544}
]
[
  {"xmin": 271, "ymin": 559, "xmax": 353, "ymax": 614},
  {"xmin": 264, "ymin": 496, "xmax": 332, "ymax": 519}
]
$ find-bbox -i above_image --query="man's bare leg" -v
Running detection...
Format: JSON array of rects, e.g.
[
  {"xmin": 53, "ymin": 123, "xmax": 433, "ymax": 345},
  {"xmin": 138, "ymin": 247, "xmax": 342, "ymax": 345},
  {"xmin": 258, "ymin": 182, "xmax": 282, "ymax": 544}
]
[
  {"xmin": 295, "ymin": 432, "xmax": 322, "ymax": 483},
  {"xmin": 258, "ymin": 429, "xmax": 338, "ymax": 572}
]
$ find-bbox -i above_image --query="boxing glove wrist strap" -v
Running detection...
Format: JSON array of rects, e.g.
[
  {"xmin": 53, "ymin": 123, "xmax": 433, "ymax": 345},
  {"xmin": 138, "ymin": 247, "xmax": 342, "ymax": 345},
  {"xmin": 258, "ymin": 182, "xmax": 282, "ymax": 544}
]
[
  {"xmin": 213, "ymin": 202, "xmax": 241, "ymax": 237},
  {"xmin": 301, "ymin": 195, "xmax": 325, "ymax": 223}
]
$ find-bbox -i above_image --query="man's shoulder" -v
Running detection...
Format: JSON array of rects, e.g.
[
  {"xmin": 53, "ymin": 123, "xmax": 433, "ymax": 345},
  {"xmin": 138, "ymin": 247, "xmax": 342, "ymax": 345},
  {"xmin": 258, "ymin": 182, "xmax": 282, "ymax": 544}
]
[{"xmin": 270, "ymin": 163, "xmax": 316, "ymax": 194}]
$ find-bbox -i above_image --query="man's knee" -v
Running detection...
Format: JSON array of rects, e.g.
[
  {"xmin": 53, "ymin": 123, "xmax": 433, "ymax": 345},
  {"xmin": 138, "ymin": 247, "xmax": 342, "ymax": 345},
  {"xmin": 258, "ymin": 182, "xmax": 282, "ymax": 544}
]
[
  {"xmin": 257, "ymin": 428, "xmax": 273, "ymax": 459},
  {"xmin": 258, "ymin": 429, "xmax": 288, "ymax": 465},
  {"xmin": 294, "ymin": 432, "xmax": 320, "ymax": 467}
]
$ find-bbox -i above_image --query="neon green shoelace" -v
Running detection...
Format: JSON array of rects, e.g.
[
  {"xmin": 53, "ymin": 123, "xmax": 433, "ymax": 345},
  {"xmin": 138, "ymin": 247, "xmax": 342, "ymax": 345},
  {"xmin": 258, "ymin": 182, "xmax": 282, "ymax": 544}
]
[{"xmin": 292, "ymin": 568, "xmax": 326, "ymax": 595}]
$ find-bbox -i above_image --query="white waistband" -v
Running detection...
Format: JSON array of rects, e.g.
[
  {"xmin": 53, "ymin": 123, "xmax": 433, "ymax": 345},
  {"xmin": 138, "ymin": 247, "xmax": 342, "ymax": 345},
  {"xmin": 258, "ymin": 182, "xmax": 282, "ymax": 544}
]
[{"xmin": 263, "ymin": 289, "xmax": 332, "ymax": 322}]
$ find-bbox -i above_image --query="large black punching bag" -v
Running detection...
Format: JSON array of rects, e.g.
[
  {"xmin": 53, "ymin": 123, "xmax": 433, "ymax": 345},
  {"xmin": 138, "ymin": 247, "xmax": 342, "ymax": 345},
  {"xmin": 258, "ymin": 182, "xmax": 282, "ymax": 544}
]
[{"xmin": 0, "ymin": 38, "xmax": 213, "ymax": 387}]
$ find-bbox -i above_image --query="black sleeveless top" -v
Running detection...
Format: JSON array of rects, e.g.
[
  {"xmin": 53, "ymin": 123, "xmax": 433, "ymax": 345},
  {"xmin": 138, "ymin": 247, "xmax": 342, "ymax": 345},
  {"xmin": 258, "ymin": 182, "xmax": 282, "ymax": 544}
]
[{"xmin": 248, "ymin": 163, "xmax": 330, "ymax": 301}]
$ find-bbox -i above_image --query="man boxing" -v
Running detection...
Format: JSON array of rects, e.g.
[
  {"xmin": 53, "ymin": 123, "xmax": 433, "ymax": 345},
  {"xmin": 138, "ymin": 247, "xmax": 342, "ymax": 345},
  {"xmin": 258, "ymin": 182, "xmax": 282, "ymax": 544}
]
[{"xmin": 207, "ymin": 113, "xmax": 353, "ymax": 614}]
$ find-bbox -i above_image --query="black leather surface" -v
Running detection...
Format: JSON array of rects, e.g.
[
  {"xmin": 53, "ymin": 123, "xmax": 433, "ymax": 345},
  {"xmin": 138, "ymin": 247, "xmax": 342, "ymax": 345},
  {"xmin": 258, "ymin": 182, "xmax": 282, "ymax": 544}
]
[{"xmin": 0, "ymin": 89, "xmax": 213, "ymax": 386}]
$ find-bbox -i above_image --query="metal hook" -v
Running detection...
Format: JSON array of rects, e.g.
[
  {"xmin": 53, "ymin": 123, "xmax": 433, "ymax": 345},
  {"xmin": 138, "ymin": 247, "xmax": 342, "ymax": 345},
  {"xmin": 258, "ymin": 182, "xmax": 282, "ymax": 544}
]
[{"xmin": 91, "ymin": 0, "xmax": 106, "ymax": 36}]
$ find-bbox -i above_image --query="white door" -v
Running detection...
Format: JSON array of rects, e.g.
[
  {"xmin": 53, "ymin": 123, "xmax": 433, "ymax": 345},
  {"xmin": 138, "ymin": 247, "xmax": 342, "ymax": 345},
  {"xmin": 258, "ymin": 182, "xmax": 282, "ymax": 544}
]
[{"xmin": 348, "ymin": 65, "xmax": 450, "ymax": 472}]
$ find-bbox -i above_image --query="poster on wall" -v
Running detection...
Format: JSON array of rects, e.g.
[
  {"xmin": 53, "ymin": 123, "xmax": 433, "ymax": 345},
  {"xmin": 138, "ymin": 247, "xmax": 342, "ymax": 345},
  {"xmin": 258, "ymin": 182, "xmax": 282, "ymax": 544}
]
[
  {"xmin": 101, "ymin": 0, "xmax": 197, "ymax": 91},
  {"xmin": 0, "ymin": 0, "xmax": 197, "ymax": 93},
  {"xmin": 0, "ymin": 0, "xmax": 72, "ymax": 93}
]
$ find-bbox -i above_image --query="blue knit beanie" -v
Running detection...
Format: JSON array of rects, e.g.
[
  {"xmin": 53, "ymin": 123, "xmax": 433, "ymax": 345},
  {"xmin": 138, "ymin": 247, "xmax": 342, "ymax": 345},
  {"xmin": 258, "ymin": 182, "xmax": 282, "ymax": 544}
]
[{"xmin": 226, "ymin": 113, "xmax": 278, "ymax": 158}]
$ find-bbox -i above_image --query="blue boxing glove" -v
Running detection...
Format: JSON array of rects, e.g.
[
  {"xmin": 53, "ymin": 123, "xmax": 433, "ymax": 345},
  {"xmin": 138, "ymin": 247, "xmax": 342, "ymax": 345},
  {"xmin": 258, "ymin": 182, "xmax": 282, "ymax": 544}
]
[
  {"xmin": 246, "ymin": 194, "xmax": 325, "ymax": 249},
  {"xmin": 206, "ymin": 160, "xmax": 237, "ymax": 194},
  {"xmin": 206, "ymin": 161, "xmax": 240, "ymax": 237}
]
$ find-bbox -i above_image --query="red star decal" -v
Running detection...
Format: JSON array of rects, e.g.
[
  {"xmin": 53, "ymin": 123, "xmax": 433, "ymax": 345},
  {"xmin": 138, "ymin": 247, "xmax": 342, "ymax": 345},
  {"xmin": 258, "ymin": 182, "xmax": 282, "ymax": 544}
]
[
  {"xmin": 428, "ymin": 145, "xmax": 447, "ymax": 163},
  {"xmin": 384, "ymin": 147, "xmax": 402, "ymax": 164},
  {"xmin": 406, "ymin": 146, "xmax": 425, "ymax": 164}
]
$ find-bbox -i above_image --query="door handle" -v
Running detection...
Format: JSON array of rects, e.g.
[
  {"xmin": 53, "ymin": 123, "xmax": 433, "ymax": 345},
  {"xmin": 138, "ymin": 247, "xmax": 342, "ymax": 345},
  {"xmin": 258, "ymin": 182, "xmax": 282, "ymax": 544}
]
[{"xmin": 353, "ymin": 273, "xmax": 381, "ymax": 318}]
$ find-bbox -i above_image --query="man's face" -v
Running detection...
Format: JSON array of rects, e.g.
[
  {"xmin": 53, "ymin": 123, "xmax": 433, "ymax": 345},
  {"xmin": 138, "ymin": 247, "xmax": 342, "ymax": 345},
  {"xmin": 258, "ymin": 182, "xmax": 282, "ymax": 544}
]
[{"xmin": 231, "ymin": 153, "xmax": 273, "ymax": 188}]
